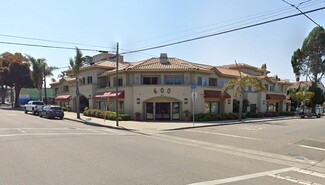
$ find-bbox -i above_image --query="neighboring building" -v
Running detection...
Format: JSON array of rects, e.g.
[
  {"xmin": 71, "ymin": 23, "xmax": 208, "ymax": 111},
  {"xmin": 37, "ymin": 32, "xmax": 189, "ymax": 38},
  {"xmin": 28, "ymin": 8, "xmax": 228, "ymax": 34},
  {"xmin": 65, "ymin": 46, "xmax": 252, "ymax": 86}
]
[
  {"xmin": 291, "ymin": 81, "xmax": 325, "ymax": 93},
  {"xmin": 19, "ymin": 88, "xmax": 54, "ymax": 104},
  {"xmin": 51, "ymin": 53, "xmax": 292, "ymax": 120}
]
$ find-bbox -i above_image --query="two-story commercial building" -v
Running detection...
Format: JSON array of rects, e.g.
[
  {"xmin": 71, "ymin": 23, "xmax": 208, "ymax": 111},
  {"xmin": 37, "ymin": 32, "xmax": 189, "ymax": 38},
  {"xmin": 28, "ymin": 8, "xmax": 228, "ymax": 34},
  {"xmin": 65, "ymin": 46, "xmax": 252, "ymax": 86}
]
[{"xmin": 51, "ymin": 53, "xmax": 292, "ymax": 120}]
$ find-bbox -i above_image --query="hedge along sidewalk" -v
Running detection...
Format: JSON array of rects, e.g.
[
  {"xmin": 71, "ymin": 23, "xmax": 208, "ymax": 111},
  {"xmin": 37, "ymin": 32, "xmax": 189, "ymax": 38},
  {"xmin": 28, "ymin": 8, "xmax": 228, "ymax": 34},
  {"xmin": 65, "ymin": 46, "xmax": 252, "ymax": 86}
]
[{"xmin": 63, "ymin": 111, "xmax": 297, "ymax": 132}]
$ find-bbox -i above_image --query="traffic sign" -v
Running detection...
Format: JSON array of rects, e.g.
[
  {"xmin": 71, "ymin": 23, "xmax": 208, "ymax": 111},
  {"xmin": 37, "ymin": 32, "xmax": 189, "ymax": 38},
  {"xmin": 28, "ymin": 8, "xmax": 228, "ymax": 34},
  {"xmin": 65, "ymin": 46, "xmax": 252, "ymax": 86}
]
[
  {"xmin": 191, "ymin": 91, "xmax": 198, "ymax": 101},
  {"xmin": 191, "ymin": 84, "xmax": 197, "ymax": 89}
]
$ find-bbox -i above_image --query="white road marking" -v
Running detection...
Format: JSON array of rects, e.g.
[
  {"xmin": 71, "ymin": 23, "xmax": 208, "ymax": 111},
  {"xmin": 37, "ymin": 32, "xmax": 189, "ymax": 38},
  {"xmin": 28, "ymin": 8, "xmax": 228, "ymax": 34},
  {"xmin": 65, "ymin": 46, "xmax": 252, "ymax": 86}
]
[
  {"xmin": 188, "ymin": 167, "xmax": 299, "ymax": 185},
  {"xmin": 297, "ymin": 169, "xmax": 325, "ymax": 179},
  {"xmin": 268, "ymin": 174, "xmax": 323, "ymax": 185},
  {"xmin": 16, "ymin": 128, "xmax": 26, "ymax": 133},
  {"xmin": 0, "ymin": 132, "xmax": 115, "ymax": 137},
  {"xmin": 298, "ymin": 145, "xmax": 325, "ymax": 151},
  {"xmin": 238, "ymin": 126, "xmax": 267, "ymax": 131},
  {"xmin": 187, "ymin": 130, "xmax": 262, "ymax": 141}
]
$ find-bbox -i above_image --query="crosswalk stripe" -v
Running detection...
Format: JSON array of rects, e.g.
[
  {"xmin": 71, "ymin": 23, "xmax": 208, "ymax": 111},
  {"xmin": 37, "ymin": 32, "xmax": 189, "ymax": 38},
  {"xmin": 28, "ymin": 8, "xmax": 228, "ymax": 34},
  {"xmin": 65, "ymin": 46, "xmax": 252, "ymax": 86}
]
[
  {"xmin": 297, "ymin": 169, "xmax": 325, "ymax": 179},
  {"xmin": 268, "ymin": 174, "xmax": 323, "ymax": 185}
]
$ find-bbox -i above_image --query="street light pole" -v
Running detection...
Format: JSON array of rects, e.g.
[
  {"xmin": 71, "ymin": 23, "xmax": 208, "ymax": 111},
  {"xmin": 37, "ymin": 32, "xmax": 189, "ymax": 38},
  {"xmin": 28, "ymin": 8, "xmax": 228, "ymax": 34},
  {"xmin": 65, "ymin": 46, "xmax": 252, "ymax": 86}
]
[
  {"xmin": 115, "ymin": 42, "xmax": 119, "ymax": 127},
  {"xmin": 44, "ymin": 65, "xmax": 47, "ymax": 104}
]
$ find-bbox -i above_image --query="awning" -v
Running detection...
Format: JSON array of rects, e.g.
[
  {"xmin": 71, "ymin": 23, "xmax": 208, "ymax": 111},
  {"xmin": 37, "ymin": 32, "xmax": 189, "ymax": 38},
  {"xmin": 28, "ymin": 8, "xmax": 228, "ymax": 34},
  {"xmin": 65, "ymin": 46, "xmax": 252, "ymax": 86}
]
[
  {"xmin": 55, "ymin": 95, "xmax": 71, "ymax": 101},
  {"xmin": 266, "ymin": 94, "xmax": 286, "ymax": 100},
  {"xmin": 95, "ymin": 91, "xmax": 124, "ymax": 100},
  {"xmin": 109, "ymin": 91, "xmax": 125, "ymax": 99},
  {"xmin": 204, "ymin": 90, "xmax": 231, "ymax": 99}
]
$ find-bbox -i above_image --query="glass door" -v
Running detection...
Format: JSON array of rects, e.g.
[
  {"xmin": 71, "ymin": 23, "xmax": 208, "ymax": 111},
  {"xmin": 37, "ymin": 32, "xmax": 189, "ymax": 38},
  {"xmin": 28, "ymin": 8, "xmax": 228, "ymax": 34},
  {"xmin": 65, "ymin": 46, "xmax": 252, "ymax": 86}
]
[
  {"xmin": 155, "ymin": 103, "xmax": 170, "ymax": 120},
  {"xmin": 146, "ymin": 102, "xmax": 154, "ymax": 120}
]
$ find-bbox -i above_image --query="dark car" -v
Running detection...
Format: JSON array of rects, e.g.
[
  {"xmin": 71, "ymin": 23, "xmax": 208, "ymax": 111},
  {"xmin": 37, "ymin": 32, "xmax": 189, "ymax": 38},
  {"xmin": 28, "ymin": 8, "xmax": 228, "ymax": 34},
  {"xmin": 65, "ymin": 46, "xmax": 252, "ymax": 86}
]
[{"xmin": 39, "ymin": 106, "xmax": 64, "ymax": 119}]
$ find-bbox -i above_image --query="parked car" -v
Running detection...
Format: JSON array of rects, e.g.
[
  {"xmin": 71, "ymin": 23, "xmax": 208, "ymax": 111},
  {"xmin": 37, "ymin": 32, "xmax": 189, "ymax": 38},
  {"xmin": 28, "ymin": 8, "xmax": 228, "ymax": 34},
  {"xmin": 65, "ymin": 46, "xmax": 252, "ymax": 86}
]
[
  {"xmin": 39, "ymin": 106, "xmax": 64, "ymax": 119},
  {"xmin": 25, "ymin": 101, "xmax": 45, "ymax": 115}
]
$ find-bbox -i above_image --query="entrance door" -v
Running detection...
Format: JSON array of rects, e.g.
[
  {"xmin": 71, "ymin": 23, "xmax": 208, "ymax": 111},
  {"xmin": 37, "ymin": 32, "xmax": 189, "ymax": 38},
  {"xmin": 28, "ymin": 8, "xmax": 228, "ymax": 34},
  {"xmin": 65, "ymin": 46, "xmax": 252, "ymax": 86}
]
[
  {"xmin": 146, "ymin": 102, "xmax": 154, "ymax": 120},
  {"xmin": 155, "ymin": 102, "xmax": 170, "ymax": 120}
]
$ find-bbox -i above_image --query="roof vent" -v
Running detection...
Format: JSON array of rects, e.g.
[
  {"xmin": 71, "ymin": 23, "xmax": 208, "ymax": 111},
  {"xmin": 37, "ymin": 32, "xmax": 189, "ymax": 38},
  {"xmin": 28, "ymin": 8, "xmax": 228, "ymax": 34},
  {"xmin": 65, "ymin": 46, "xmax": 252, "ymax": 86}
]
[{"xmin": 160, "ymin": 53, "xmax": 168, "ymax": 64}]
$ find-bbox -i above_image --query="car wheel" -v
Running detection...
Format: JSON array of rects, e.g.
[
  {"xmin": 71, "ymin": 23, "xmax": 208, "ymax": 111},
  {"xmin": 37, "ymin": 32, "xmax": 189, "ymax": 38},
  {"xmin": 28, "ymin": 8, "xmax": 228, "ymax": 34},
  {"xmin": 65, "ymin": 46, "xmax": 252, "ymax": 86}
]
[
  {"xmin": 60, "ymin": 117, "xmax": 63, "ymax": 120},
  {"xmin": 32, "ymin": 109, "xmax": 36, "ymax": 115},
  {"xmin": 39, "ymin": 113, "xmax": 42, "ymax": 118}
]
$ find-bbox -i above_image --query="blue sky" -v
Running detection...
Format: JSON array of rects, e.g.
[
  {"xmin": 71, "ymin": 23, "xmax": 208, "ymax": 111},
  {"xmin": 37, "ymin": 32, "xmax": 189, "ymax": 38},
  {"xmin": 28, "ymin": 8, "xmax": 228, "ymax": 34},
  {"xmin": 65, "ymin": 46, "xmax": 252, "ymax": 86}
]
[{"xmin": 0, "ymin": 0, "xmax": 324, "ymax": 84}]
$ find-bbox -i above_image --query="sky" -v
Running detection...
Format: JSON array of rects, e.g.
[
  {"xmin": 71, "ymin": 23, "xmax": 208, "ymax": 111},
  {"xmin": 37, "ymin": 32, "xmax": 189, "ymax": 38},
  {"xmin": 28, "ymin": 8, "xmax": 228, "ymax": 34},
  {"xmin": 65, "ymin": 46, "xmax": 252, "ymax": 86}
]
[{"xmin": 0, "ymin": 0, "xmax": 324, "ymax": 85}]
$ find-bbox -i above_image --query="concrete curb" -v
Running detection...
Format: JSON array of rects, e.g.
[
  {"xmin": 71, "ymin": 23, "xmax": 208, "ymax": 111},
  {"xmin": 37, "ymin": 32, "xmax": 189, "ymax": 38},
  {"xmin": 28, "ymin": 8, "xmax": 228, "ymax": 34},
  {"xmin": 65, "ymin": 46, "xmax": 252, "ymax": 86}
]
[
  {"xmin": 64, "ymin": 114, "xmax": 296, "ymax": 132},
  {"xmin": 64, "ymin": 117, "xmax": 134, "ymax": 131},
  {"xmin": 163, "ymin": 117, "xmax": 297, "ymax": 131}
]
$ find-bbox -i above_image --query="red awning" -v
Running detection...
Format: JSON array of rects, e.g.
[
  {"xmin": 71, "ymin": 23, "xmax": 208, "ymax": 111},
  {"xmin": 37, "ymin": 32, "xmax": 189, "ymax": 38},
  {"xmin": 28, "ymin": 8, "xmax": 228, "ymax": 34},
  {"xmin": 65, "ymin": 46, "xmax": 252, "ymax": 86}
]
[
  {"xmin": 95, "ymin": 91, "xmax": 124, "ymax": 100},
  {"xmin": 204, "ymin": 90, "xmax": 231, "ymax": 99},
  {"xmin": 55, "ymin": 95, "xmax": 71, "ymax": 101},
  {"xmin": 95, "ymin": 92, "xmax": 105, "ymax": 99},
  {"xmin": 109, "ymin": 91, "xmax": 125, "ymax": 99},
  {"xmin": 266, "ymin": 94, "xmax": 286, "ymax": 100}
]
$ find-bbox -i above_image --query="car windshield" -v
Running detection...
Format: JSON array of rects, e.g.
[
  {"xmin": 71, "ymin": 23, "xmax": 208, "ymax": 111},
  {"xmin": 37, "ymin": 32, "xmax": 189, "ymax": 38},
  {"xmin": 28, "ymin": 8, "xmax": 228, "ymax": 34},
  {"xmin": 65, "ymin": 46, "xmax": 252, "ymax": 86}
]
[
  {"xmin": 33, "ymin": 102, "xmax": 44, "ymax": 105},
  {"xmin": 50, "ymin": 107, "xmax": 61, "ymax": 111}
]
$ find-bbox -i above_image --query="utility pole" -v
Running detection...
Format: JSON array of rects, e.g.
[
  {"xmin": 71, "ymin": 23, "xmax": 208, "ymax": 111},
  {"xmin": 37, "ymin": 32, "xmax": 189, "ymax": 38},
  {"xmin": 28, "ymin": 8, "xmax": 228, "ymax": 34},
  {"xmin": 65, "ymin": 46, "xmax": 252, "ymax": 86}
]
[
  {"xmin": 44, "ymin": 65, "xmax": 47, "ymax": 104},
  {"xmin": 115, "ymin": 42, "xmax": 119, "ymax": 127}
]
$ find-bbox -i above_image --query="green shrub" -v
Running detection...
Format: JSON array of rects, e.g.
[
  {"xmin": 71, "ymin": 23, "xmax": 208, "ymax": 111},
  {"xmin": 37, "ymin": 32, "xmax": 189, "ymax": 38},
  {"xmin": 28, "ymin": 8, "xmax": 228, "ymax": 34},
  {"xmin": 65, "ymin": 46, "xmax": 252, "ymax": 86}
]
[
  {"xmin": 62, "ymin": 107, "xmax": 67, "ymax": 111},
  {"xmin": 83, "ymin": 109, "xmax": 90, "ymax": 116},
  {"xmin": 213, "ymin": 113, "xmax": 224, "ymax": 121},
  {"xmin": 84, "ymin": 107, "xmax": 89, "ymax": 111},
  {"xmin": 203, "ymin": 114, "xmax": 213, "ymax": 121},
  {"xmin": 90, "ymin": 109, "xmax": 97, "ymax": 117},
  {"xmin": 119, "ymin": 114, "xmax": 131, "ymax": 121}
]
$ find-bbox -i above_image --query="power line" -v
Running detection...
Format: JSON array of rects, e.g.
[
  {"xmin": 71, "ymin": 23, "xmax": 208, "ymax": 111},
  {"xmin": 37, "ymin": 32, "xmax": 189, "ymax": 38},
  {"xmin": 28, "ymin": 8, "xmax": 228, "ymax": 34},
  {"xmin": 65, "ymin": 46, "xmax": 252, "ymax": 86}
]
[
  {"xmin": 121, "ymin": 7, "xmax": 325, "ymax": 55},
  {"xmin": 0, "ymin": 41, "xmax": 102, "ymax": 52},
  {"xmin": 282, "ymin": 0, "xmax": 322, "ymax": 27},
  {"xmin": 0, "ymin": 33, "xmax": 114, "ymax": 49},
  {"xmin": 124, "ymin": 0, "xmax": 323, "ymax": 47},
  {"xmin": 137, "ymin": 0, "xmax": 324, "ymax": 49}
]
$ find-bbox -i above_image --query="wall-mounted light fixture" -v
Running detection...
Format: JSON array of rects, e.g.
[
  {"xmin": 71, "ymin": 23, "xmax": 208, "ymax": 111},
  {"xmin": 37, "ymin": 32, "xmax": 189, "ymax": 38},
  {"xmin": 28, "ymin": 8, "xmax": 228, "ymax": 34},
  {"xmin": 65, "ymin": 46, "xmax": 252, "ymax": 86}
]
[
  {"xmin": 136, "ymin": 98, "xmax": 140, "ymax": 104},
  {"xmin": 263, "ymin": 100, "xmax": 266, "ymax": 105},
  {"xmin": 184, "ymin": 98, "xmax": 188, "ymax": 104},
  {"xmin": 228, "ymin": 99, "xmax": 231, "ymax": 104},
  {"xmin": 88, "ymin": 95, "xmax": 92, "ymax": 100}
]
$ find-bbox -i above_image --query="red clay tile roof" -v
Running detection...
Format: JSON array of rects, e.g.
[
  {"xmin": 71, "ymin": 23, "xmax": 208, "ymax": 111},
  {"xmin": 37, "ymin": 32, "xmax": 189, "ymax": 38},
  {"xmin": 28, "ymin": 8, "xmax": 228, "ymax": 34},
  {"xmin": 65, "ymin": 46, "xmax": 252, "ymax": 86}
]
[
  {"xmin": 215, "ymin": 67, "xmax": 249, "ymax": 77},
  {"xmin": 219, "ymin": 63, "xmax": 270, "ymax": 73},
  {"xmin": 128, "ymin": 57, "xmax": 214, "ymax": 71}
]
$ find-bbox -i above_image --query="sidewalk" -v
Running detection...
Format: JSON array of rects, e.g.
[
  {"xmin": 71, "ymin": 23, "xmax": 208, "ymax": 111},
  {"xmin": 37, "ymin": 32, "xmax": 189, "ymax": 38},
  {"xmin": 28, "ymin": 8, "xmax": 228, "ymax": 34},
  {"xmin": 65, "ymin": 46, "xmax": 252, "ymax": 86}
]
[{"xmin": 63, "ymin": 111, "xmax": 297, "ymax": 132}]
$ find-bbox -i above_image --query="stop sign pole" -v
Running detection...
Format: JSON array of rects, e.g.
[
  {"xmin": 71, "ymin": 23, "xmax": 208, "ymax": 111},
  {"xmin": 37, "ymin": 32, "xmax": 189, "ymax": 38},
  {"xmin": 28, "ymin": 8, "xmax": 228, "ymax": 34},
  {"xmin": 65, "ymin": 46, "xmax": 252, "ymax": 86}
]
[{"xmin": 191, "ymin": 84, "xmax": 197, "ymax": 126}]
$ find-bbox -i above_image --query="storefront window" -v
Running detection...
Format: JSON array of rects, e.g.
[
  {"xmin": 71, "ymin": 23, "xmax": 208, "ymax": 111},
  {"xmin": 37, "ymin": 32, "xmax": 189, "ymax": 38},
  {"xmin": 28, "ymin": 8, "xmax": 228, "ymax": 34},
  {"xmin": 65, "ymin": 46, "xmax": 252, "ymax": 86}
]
[
  {"xmin": 205, "ymin": 101, "xmax": 220, "ymax": 114},
  {"xmin": 172, "ymin": 102, "xmax": 180, "ymax": 120}
]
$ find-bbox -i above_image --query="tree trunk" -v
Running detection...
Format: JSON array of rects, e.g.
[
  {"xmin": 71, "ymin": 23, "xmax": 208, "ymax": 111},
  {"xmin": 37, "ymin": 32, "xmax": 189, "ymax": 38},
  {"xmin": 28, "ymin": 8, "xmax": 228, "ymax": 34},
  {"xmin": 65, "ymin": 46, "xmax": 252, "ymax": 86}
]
[
  {"xmin": 238, "ymin": 96, "xmax": 243, "ymax": 121},
  {"xmin": 38, "ymin": 83, "xmax": 42, "ymax": 101},
  {"xmin": 14, "ymin": 86, "xmax": 21, "ymax": 107},
  {"xmin": 0, "ymin": 86, "xmax": 6, "ymax": 104},
  {"xmin": 76, "ymin": 74, "xmax": 80, "ymax": 119}
]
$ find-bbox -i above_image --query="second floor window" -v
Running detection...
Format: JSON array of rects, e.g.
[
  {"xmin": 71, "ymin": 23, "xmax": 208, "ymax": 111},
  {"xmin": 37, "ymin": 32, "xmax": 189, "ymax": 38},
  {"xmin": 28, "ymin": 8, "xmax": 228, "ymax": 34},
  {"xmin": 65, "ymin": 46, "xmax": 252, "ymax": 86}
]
[
  {"xmin": 142, "ymin": 77, "xmax": 159, "ymax": 85},
  {"xmin": 198, "ymin": 77, "xmax": 208, "ymax": 86},
  {"xmin": 209, "ymin": 78, "xmax": 218, "ymax": 86},
  {"xmin": 247, "ymin": 86, "xmax": 252, "ymax": 91},
  {"xmin": 165, "ymin": 75, "xmax": 184, "ymax": 85},
  {"xmin": 87, "ymin": 76, "xmax": 93, "ymax": 84},
  {"xmin": 63, "ymin": 85, "xmax": 69, "ymax": 92},
  {"xmin": 113, "ymin": 78, "xmax": 123, "ymax": 86}
]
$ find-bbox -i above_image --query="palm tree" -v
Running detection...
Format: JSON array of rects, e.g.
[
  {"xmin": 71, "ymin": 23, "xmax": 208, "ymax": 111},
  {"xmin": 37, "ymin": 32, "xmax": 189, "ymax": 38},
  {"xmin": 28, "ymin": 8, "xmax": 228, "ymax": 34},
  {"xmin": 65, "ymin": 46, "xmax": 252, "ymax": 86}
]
[
  {"xmin": 287, "ymin": 85, "xmax": 314, "ymax": 113},
  {"xmin": 27, "ymin": 55, "xmax": 58, "ymax": 101},
  {"xmin": 57, "ymin": 71, "xmax": 66, "ymax": 79},
  {"xmin": 27, "ymin": 55, "xmax": 46, "ymax": 100},
  {"xmin": 69, "ymin": 48, "xmax": 85, "ymax": 119},
  {"xmin": 223, "ymin": 76, "xmax": 266, "ymax": 121}
]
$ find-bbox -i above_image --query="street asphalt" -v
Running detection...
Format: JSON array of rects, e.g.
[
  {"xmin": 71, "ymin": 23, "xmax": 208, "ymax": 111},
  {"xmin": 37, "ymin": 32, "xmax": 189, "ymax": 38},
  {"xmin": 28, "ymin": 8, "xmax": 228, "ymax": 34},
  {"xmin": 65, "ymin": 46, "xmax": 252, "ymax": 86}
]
[{"xmin": 1, "ymin": 107, "xmax": 325, "ymax": 185}]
